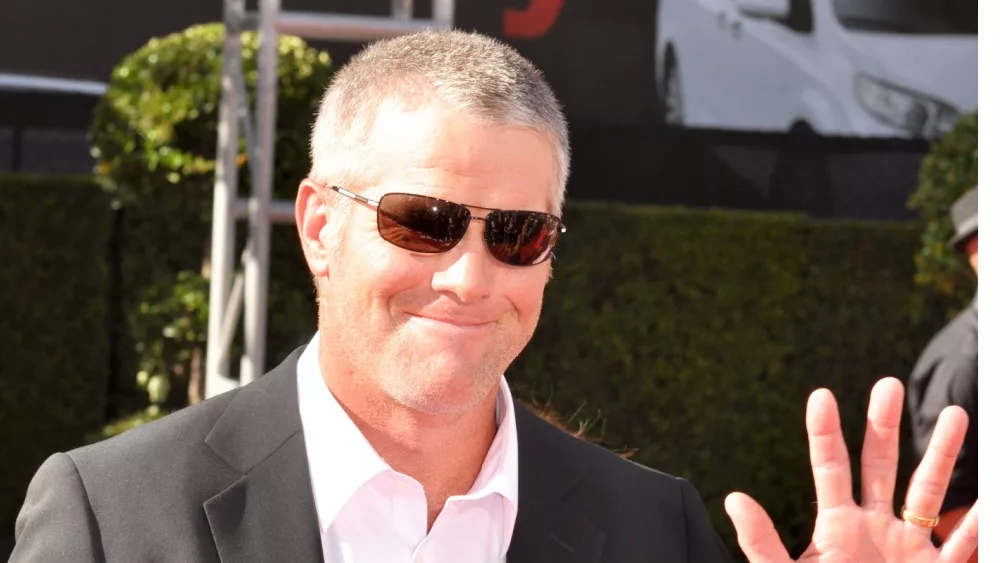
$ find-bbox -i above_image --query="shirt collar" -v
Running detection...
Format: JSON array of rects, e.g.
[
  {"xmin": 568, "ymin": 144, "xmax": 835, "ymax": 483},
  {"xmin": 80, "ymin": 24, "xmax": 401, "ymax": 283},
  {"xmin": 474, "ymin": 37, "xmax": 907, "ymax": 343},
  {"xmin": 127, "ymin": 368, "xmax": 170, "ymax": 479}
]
[
  {"xmin": 465, "ymin": 368, "xmax": 519, "ymax": 503},
  {"xmin": 296, "ymin": 332, "xmax": 519, "ymax": 538},
  {"xmin": 297, "ymin": 334, "xmax": 391, "ymax": 532}
]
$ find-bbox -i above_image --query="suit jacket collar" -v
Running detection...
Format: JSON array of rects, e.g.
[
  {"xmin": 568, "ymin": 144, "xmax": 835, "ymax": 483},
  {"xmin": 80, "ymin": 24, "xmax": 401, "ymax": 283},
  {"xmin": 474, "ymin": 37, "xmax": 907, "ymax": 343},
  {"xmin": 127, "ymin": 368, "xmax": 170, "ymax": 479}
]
[
  {"xmin": 198, "ymin": 347, "xmax": 605, "ymax": 563},
  {"xmin": 203, "ymin": 347, "xmax": 324, "ymax": 563}
]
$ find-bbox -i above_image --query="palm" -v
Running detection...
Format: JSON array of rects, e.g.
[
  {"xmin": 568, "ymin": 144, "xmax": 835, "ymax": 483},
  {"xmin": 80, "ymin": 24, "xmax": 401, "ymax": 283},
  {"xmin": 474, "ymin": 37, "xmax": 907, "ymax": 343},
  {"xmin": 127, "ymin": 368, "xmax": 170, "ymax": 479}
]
[
  {"xmin": 799, "ymin": 507, "xmax": 938, "ymax": 563},
  {"xmin": 725, "ymin": 378, "xmax": 978, "ymax": 563}
]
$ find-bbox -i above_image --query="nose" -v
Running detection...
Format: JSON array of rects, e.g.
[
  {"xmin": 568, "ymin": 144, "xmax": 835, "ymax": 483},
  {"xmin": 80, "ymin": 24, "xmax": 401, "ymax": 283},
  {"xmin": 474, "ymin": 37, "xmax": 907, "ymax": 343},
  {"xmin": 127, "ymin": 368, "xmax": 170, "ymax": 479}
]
[{"xmin": 430, "ymin": 223, "xmax": 493, "ymax": 303}]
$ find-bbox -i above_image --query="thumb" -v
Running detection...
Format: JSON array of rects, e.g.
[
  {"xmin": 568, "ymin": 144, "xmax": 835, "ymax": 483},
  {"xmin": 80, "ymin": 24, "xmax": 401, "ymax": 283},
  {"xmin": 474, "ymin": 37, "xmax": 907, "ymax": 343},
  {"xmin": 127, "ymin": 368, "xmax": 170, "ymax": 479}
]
[{"xmin": 725, "ymin": 492, "xmax": 793, "ymax": 563}]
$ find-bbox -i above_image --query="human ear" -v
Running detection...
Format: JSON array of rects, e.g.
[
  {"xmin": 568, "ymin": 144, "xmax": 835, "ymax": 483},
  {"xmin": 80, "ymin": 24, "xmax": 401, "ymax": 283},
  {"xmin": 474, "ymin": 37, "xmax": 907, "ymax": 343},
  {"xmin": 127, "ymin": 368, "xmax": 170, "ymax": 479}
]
[{"xmin": 295, "ymin": 179, "xmax": 332, "ymax": 278}]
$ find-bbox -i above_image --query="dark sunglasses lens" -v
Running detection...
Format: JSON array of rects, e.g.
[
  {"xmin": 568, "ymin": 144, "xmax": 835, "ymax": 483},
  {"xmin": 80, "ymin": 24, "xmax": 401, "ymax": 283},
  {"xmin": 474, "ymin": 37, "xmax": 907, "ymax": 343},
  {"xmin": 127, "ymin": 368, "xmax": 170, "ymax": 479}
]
[
  {"xmin": 484, "ymin": 211, "xmax": 562, "ymax": 266},
  {"xmin": 377, "ymin": 194, "xmax": 471, "ymax": 253}
]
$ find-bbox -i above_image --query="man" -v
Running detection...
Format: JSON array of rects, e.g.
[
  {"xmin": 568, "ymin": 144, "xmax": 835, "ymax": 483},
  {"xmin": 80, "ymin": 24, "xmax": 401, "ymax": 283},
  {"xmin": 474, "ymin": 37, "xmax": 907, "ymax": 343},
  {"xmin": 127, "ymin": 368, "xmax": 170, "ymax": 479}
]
[
  {"xmin": 11, "ymin": 30, "xmax": 978, "ymax": 563},
  {"xmin": 907, "ymin": 187, "xmax": 978, "ymax": 550}
]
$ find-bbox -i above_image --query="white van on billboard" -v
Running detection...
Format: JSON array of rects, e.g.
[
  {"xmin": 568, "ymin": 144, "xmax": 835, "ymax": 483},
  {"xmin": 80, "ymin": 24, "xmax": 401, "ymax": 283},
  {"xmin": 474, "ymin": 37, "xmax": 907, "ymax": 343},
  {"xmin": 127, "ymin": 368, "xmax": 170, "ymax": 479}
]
[{"xmin": 654, "ymin": 0, "xmax": 977, "ymax": 139}]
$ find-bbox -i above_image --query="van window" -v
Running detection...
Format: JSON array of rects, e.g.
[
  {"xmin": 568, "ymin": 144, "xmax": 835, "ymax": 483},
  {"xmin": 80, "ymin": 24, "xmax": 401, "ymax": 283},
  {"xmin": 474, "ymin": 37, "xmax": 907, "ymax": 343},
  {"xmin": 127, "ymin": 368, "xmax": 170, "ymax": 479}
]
[
  {"xmin": 786, "ymin": 0, "xmax": 814, "ymax": 33},
  {"xmin": 0, "ymin": 87, "xmax": 98, "ymax": 174},
  {"xmin": 833, "ymin": 0, "xmax": 976, "ymax": 35}
]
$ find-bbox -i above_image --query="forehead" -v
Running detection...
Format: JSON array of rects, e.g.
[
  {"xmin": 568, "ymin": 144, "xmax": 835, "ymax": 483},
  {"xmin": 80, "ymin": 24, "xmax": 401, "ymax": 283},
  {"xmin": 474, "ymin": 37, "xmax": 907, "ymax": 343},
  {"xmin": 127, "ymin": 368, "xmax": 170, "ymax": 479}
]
[{"xmin": 361, "ymin": 100, "xmax": 559, "ymax": 212}]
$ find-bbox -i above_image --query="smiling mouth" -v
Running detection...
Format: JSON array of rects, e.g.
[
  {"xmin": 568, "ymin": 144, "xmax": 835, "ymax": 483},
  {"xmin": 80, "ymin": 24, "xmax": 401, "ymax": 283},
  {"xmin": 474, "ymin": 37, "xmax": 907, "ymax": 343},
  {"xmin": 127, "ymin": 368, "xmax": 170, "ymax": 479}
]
[{"xmin": 405, "ymin": 314, "xmax": 495, "ymax": 329}]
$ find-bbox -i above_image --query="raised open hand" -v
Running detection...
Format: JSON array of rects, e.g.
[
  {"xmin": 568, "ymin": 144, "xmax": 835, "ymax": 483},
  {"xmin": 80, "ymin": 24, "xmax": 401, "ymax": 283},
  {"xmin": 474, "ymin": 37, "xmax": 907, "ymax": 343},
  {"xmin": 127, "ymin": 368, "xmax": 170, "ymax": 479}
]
[{"xmin": 724, "ymin": 378, "xmax": 978, "ymax": 563}]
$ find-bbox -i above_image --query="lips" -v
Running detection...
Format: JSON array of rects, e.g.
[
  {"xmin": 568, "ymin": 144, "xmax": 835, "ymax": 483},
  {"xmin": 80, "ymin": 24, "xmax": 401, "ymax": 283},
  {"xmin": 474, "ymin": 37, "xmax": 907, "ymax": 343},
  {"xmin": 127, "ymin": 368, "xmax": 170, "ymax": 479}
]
[{"xmin": 405, "ymin": 313, "xmax": 495, "ymax": 329}]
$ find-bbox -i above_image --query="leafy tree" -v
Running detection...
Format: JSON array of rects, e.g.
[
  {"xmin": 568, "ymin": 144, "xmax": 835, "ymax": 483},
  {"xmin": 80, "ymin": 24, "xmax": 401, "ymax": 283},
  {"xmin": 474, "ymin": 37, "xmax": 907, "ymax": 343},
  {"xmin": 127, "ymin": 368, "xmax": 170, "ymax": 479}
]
[
  {"xmin": 907, "ymin": 111, "xmax": 978, "ymax": 312},
  {"xmin": 89, "ymin": 23, "xmax": 332, "ymax": 432}
]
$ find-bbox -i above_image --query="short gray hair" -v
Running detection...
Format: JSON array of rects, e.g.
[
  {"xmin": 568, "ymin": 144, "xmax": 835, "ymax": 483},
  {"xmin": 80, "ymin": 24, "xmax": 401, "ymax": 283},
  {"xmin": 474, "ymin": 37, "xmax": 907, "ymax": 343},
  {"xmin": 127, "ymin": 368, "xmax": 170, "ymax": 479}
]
[{"xmin": 308, "ymin": 29, "xmax": 570, "ymax": 213}]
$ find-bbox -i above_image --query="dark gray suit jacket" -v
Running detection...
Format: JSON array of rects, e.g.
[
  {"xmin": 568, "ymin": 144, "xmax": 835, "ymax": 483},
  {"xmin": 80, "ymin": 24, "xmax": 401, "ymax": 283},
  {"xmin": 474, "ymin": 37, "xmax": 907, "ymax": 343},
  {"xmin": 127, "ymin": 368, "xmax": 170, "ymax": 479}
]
[{"xmin": 11, "ymin": 348, "xmax": 731, "ymax": 562}]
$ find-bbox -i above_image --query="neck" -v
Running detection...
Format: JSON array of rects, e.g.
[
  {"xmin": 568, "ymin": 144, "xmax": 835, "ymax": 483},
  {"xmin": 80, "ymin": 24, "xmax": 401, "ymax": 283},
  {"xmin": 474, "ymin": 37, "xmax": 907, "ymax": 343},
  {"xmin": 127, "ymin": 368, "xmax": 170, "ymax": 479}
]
[{"xmin": 318, "ymin": 340, "xmax": 499, "ymax": 529}]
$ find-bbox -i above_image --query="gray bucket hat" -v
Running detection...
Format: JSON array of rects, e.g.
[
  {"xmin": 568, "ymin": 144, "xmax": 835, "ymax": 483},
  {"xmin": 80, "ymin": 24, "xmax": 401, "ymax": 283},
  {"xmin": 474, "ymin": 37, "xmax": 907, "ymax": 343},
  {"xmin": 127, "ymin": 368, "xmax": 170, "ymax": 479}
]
[{"xmin": 948, "ymin": 186, "xmax": 978, "ymax": 252}]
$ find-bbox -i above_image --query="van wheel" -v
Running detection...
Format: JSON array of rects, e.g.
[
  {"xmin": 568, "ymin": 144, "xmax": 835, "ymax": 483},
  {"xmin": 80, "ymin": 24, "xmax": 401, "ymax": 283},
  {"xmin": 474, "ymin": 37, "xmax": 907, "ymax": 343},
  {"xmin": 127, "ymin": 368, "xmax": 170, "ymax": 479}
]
[{"xmin": 660, "ymin": 47, "xmax": 684, "ymax": 126}]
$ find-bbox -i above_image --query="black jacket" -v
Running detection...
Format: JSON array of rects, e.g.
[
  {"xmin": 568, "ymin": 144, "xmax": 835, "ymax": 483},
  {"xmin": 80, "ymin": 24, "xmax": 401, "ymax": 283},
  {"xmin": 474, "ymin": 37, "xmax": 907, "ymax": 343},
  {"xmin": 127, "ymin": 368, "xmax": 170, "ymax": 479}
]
[
  {"xmin": 907, "ymin": 297, "xmax": 978, "ymax": 513},
  {"xmin": 12, "ymin": 347, "xmax": 731, "ymax": 562}
]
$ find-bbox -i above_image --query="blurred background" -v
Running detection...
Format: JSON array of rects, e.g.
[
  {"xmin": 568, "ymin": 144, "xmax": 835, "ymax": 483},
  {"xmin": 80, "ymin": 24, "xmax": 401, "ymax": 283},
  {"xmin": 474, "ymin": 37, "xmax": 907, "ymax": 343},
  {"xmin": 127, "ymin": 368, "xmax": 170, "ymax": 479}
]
[{"xmin": 0, "ymin": 0, "xmax": 978, "ymax": 559}]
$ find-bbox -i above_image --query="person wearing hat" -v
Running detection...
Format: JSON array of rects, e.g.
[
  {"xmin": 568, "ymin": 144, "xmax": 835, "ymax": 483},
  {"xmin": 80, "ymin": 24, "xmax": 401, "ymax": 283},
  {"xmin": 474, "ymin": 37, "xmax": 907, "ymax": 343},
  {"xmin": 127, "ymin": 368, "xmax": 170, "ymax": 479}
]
[{"xmin": 906, "ymin": 186, "xmax": 978, "ymax": 556}]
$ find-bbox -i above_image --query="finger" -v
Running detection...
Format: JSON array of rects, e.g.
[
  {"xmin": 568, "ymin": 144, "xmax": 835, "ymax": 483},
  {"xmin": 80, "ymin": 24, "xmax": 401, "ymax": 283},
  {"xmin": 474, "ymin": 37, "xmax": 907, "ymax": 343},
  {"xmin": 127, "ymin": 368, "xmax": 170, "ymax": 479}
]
[
  {"xmin": 725, "ymin": 492, "xmax": 793, "ymax": 563},
  {"xmin": 940, "ymin": 501, "xmax": 978, "ymax": 563},
  {"xmin": 903, "ymin": 405, "xmax": 969, "ymax": 535},
  {"xmin": 860, "ymin": 378, "xmax": 903, "ymax": 513},
  {"xmin": 806, "ymin": 388, "xmax": 854, "ymax": 510}
]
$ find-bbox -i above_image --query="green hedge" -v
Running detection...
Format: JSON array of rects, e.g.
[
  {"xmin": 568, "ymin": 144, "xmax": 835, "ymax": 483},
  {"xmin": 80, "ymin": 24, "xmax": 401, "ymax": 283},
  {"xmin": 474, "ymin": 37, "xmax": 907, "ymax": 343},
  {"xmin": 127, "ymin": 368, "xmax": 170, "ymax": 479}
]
[
  {"xmin": 507, "ymin": 201, "xmax": 945, "ymax": 557},
  {"xmin": 0, "ymin": 174, "xmax": 947, "ymax": 556},
  {"xmin": 0, "ymin": 174, "xmax": 111, "ymax": 535}
]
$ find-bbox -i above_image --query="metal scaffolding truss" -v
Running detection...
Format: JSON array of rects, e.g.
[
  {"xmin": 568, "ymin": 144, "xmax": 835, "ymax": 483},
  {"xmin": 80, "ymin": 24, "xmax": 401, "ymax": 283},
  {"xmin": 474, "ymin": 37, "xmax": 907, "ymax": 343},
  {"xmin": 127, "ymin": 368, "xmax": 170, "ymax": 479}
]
[{"xmin": 205, "ymin": 0, "xmax": 455, "ymax": 398}]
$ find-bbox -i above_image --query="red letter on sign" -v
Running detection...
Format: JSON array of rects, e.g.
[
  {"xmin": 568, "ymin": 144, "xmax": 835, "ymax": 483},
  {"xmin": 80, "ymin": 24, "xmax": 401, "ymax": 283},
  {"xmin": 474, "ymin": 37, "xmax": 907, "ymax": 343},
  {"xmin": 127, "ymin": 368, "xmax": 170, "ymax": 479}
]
[{"xmin": 503, "ymin": 0, "xmax": 564, "ymax": 39}]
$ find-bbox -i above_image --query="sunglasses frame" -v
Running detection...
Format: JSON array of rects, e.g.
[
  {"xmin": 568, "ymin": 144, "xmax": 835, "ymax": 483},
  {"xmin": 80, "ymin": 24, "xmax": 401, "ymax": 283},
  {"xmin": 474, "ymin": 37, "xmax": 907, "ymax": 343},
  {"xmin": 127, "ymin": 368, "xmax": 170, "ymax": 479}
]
[{"xmin": 321, "ymin": 184, "xmax": 567, "ymax": 265}]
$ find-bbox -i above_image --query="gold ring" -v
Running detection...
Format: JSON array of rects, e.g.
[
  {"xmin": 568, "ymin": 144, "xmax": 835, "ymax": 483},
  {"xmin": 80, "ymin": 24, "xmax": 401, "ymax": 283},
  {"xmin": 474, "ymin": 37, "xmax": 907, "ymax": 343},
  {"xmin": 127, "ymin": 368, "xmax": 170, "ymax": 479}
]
[{"xmin": 900, "ymin": 506, "xmax": 940, "ymax": 528}]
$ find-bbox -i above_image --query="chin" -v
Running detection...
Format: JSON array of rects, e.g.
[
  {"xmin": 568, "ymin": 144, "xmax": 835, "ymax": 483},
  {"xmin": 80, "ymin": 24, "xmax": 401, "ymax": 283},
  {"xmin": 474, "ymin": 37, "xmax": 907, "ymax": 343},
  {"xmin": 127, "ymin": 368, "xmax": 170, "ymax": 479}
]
[
  {"xmin": 378, "ymin": 355, "xmax": 499, "ymax": 415},
  {"xmin": 385, "ymin": 383, "xmax": 489, "ymax": 416}
]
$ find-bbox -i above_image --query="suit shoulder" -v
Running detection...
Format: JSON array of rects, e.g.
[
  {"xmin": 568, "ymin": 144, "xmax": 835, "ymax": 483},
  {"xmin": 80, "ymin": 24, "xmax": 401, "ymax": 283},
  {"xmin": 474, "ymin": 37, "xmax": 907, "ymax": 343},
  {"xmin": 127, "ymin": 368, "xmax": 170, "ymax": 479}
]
[
  {"xmin": 909, "ymin": 308, "xmax": 976, "ymax": 394},
  {"xmin": 518, "ymin": 408, "xmax": 730, "ymax": 560},
  {"xmin": 68, "ymin": 387, "xmax": 239, "ymax": 471},
  {"xmin": 570, "ymin": 430, "xmax": 685, "ymax": 484},
  {"xmin": 914, "ymin": 306, "xmax": 977, "ymax": 366},
  {"xmin": 520, "ymin": 404, "xmax": 690, "ymax": 495}
]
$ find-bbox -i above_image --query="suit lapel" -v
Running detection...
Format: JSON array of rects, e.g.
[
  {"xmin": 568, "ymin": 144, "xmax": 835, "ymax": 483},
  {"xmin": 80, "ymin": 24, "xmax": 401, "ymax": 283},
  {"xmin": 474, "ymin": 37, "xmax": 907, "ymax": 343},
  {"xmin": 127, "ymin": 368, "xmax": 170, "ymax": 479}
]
[
  {"xmin": 197, "ymin": 351, "xmax": 607, "ymax": 563},
  {"xmin": 506, "ymin": 403, "xmax": 606, "ymax": 563},
  {"xmin": 202, "ymin": 349, "xmax": 324, "ymax": 563},
  {"xmin": 204, "ymin": 431, "xmax": 323, "ymax": 563}
]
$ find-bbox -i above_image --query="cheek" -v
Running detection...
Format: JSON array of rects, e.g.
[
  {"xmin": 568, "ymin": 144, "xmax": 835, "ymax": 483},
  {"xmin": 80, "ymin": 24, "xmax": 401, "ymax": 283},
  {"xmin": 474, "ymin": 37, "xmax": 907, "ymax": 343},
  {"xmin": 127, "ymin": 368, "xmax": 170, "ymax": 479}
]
[
  {"xmin": 328, "ymin": 227, "xmax": 424, "ymax": 315},
  {"xmin": 358, "ymin": 249, "xmax": 437, "ymax": 322},
  {"xmin": 503, "ymin": 269, "xmax": 549, "ymax": 326},
  {"xmin": 371, "ymin": 260, "xmax": 431, "ymax": 311}
]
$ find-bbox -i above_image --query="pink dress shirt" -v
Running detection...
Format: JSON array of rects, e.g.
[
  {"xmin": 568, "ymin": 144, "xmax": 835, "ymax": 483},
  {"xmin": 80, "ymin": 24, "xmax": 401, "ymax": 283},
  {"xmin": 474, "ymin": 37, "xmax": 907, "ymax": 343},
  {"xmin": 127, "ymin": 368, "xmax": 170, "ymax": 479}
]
[{"xmin": 296, "ymin": 333, "xmax": 519, "ymax": 563}]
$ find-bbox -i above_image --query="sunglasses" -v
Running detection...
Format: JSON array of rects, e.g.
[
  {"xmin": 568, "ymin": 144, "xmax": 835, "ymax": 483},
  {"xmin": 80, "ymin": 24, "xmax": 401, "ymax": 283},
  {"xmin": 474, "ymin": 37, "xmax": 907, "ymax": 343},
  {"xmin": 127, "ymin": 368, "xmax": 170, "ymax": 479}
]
[{"xmin": 324, "ymin": 185, "xmax": 566, "ymax": 267}]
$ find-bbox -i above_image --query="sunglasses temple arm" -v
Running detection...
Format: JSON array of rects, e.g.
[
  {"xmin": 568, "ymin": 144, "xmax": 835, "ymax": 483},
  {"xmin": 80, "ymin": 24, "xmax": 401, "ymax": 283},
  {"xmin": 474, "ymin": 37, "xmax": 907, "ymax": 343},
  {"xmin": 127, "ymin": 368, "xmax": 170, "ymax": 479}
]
[{"xmin": 329, "ymin": 185, "xmax": 380, "ymax": 207}]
